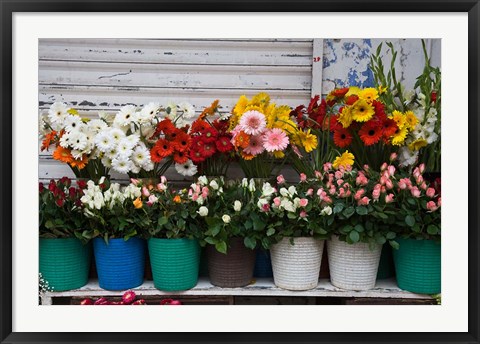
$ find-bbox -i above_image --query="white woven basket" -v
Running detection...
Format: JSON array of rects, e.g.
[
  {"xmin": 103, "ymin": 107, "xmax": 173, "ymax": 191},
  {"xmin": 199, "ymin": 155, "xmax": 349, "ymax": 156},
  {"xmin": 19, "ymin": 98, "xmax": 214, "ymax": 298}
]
[
  {"xmin": 270, "ymin": 237, "xmax": 324, "ymax": 291},
  {"xmin": 327, "ymin": 235, "xmax": 382, "ymax": 290}
]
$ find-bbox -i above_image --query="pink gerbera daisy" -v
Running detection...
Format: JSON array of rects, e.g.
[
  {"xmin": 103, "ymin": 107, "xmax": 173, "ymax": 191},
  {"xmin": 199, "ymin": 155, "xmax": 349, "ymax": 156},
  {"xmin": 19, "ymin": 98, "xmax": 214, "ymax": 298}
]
[
  {"xmin": 243, "ymin": 134, "xmax": 265, "ymax": 156},
  {"xmin": 263, "ymin": 128, "xmax": 289, "ymax": 152},
  {"xmin": 239, "ymin": 110, "xmax": 267, "ymax": 135}
]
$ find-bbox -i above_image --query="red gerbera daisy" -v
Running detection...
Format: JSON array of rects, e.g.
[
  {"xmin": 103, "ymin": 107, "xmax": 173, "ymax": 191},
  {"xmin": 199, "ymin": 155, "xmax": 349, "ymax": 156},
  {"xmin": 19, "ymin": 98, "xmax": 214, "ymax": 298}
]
[
  {"xmin": 371, "ymin": 100, "xmax": 386, "ymax": 117},
  {"xmin": 212, "ymin": 119, "xmax": 229, "ymax": 134},
  {"xmin": 200, "ymin": 127, "xmax": 218, "ymax": 143},
  {"xmin": 382, "ymin": 118, "xmax": 398, "ymax": 138},
  {"xmin": 216, "ymin": 135, "xmax": 234, "ymax": 153},
  {"xmin": 190, "ymin": 119, "xmax": 210, "ymax": 134},
  {"xmin": 189, "ymin": 147, "xmax": 206, "ymax": 163},
  {"xmin": 328, "ymin": 115, "xmax": 342, "ymax": 132},
  {"xmin": 155, "ymin": 118, "xmax": 176, "ymax": 137},
  {"xmin": 172, "ymin": 131, "xmax": 191, "ymax": 153},
  {"xmin": 150, "ymin": 139, "xmax": 174, "ymax": 162},
  {"xmin": 173, "ymin": 150, "xmax": 189, "ymax": 164},
  {"xmin": 345, "ymin": 95, "xmax": 359, "ymax": 106},
  {"xmin": 333, "ymin": 127, "xmax": 353, "ymax": 148},
  {"xmin": 359, "ymin": 121, "xmax": 383, "ymax": 146},
  {"xmin": 332, "ymin": 87, "xmax": 349, "ymax": 98},
  {"xmin": 199, "ymin": 141, "xmax": 216, "ymax": 158}
]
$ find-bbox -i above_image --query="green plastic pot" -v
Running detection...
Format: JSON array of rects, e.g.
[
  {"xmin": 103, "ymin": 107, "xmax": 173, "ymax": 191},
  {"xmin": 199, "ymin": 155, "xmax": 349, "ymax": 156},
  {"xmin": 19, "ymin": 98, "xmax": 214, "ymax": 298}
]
[
  {"xmin": 148, "ymin": 238, "xmax": 200, "ymax": 291},
  {"xmin": 39, "ymin": 237, "xmax": 91, "ymax": 291},
  {"xmin": 393, "ymin": 237, "xmax": 441, "ymax": 294}
]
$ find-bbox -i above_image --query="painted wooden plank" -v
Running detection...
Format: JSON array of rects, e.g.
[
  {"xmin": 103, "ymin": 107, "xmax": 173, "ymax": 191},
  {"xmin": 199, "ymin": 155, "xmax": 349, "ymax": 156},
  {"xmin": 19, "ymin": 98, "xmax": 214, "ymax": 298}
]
[
  {"xmin": 311, "ymin": 38, "xmax": 323, "ymax": 97},
  {"xmin": 39, "ymin": 39, "xmax": 313, "ymax": 66},
  {"xmin": 41, "ymin": 277, "xmax": 432, "ymax": 304},
  {"xmin": 39, "ymin": 61, "xmax": 312, "ymax": 90},
  {"xmin": 39, "ymin": 85, "xmax": 310, "ymax": 113}
]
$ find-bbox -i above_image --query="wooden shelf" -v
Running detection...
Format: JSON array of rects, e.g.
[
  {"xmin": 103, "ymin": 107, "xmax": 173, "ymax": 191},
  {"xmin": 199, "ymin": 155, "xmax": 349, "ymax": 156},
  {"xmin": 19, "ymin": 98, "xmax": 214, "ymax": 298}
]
[{"xmin": 40, "ymin": 277, "xmax": 433, "ymax": 305}]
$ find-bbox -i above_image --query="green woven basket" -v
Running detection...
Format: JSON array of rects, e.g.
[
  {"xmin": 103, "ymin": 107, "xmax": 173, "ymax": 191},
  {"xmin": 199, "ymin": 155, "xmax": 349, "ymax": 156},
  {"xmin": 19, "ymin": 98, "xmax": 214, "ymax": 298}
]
[
  {"xmin": 148, "ymin": 238, "xmax": 200, "ymax": 291},
  {"xmin": 393, "ymin": 238, "xmax": 441, "ymax": 294},
  {"xmin": 39, "ymin": 237, "xmax": 91, "ymax": 291}
]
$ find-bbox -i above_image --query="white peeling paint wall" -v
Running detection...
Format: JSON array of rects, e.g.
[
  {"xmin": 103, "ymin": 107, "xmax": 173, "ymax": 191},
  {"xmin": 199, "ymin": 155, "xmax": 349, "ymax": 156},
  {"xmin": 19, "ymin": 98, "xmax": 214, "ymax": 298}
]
[{"xmin": 38, "ymin": 38, "xmax": 440, "ymax": 182}]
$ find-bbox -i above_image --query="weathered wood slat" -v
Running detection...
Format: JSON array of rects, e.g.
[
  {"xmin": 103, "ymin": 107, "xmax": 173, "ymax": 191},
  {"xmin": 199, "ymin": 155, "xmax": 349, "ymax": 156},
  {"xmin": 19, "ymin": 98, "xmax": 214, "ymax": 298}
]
[
  {"xmin": 39, "ymin": 85, "xmax": 310, "ymax": 112},
  {"xmin": 39, "ymin": 39, "xmax": 313, "ymax": 66},
  {"xmin": 39, "ymin": 60, "xmax": 312, "ymax": 90},
  {"xmin": 40, "ymin": 277, "xmax": 433, "ymax": 306}
]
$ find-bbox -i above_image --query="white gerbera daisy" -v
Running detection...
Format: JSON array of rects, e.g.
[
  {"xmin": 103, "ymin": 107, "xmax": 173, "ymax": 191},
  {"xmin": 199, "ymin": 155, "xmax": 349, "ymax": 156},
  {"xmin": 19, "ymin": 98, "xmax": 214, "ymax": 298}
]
[
  {"xmin": 59, "ymin": 131, "xmax": 71, "ymax": 148},
  {"xmin": 69, "ymin": 131, "xmax": 88, "ymax": 150},
  {"xmin": 125, "ymin": 134, "xmax": 140, "ymax": 147},
  {"xmin": 106, "ymin": 147, "xmax": 119, "ymax": 160},
  {"xmin": 109, "ymin": 128, "xmax": 126, "ymax": 142},
  {"xmin": 48, "ymin": 102, "xmax": 69, "ymax": 125},
  {"xmin": 178, "ymin": 102, "xmax": 196, "ymax": 119},
  {"xmin": 114, "ymin": 105, "xmax": 138, "ymax": 127},
  {"xmin": 64, "ymin": 115, "xmax": 82, "ymax": 132},
  {"xmin": 101, "ymin": 156, "xmax": 113, "ymax": 168},
  {"xmin": 71, "ymin": 149, "xmax": 84, "ymax": 160},
  {"xmin": 138, "ymin": 102, "xmax": 160, "ymax": 123},
  {"xmin": 117, "ymin": 138, "xmax": 134, "ymax": 159},
  {"xmin": 95, "ymin": 131, "xmax": 115, "ymax": 153},
  {"xmin": 165, "ymin": 101, "xmax": 178, "ymax": 119},
  {"xmin": 87, "ymin": 119, "xmax": 108, "ymax": 133},
  {"xmin": 142, "ymin": 160, "xmax": 154, "ymax": 172},
  {"xmin": 130, "ymin": 163, "xmax": 141, "ymax": 174},
  {"xmin": 132, "ymin": 145, "xmax": 150, "ymax": 167},
  {"xmin": 175, "ymin": 159, "xmax": 198, "ymax": 176},
  {"xmin": 111, "ymin": 156, "xmax": 133, "ymax": 174}
]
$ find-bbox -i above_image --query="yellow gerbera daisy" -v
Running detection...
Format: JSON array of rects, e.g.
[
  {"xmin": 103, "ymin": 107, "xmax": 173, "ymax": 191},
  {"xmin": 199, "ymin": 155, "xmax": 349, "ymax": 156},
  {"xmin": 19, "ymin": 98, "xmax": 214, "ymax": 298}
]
[
  {"xmin": 391, "ymin": 110, "xmax": 406, "ymax": 130},
  {"xmin": 233, "ymin": 95, "xmax": 249, "ymax": 116},
  {"xmin": 251, "ymin": 92, "xmax": 271, "ymax": 109},
  {"xmin": 358, "ymin": 88, "xmax": 379, "ymax": 103},
  {"xmin": 273, "ymin": 151, "xmax": 285, "ymax": 159},
  {"xmin": 391, "ymin": 126, "xmax": 408, "ymax": 146},
  {"xmin": 267, "ymin": 106, "xmax": 292, "ymax": 130},
  {"xmin": 345, "ymin": 86, "xmax": 361, "ymax": 97},
  {"xmin": 350, "ymin": 99, "xmax": 375, "ymax": 122},
  {"xmin": 338, "ymin": 106, "xmax": 353, "ymax": 128},
  {"xmin": 295, "ymin": 129, "xmax": 318, "ymax": 153},
  {"xmin": 404, "ymin": 111, "xmax": 419, "ymax": 130},
  {"xmin": 332, "ymin": 151, "xmax": 355, "ymax": 169},
  {"xmin": 408, "ymin": 138, "xmax": 428, "ymax": 151}
]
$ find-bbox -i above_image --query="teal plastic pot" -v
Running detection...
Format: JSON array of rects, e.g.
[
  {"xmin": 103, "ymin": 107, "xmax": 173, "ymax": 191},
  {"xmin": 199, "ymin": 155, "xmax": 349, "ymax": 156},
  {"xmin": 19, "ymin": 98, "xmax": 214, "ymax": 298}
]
[
  {"xmin": 148, "ymin": 238, "xmax": 200, "ymax": 291},
  {"xmin": 39, "ymin": 237, "xmax": 91, "ymax": 291},
  {"xmin": 393, "ymin": 238, "xmax": 441, "ymax": 294}
]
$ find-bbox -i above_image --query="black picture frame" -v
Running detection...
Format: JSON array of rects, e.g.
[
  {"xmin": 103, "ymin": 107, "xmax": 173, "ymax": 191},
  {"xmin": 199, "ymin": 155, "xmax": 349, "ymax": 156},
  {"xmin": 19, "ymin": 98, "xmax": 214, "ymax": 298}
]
[{"xmin": 1, "ymin": 1, "xmax": 479, "ymax": 343}]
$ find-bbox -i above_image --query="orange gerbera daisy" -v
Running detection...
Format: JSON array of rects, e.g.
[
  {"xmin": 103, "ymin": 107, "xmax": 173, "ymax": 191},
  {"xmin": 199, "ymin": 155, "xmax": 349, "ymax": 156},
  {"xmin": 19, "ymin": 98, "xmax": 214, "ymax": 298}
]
[
  {"xmin": 199, "ymin": 99, "xmax": 220, "ymax": 120},
  {"xmin": 234, "ymin": 131, "xmax": 250, "ymax": 149},
  {"xmin": 241, "ymin": 152, "xmax": 255, "ymax": 160},
  {"xmin": 173, "ymin": 150, "xmax": 189, "ymax": 164},
  {"xmin": 155, "ymin": 118, "xmax": 176, "ymax": 136},
  {"xmin": 359, "ymin": 121, "xmax": 382, "ymax": 146},
  {"xmin": 150, "ymin": 139, "xmax": 174, "ymax": 163},
  {"xmin": 70, "ymin": 155, "xmax": 88, "ymax": 170},
  {"xmin": 172, "ymin": 131, "xmax": 191, "ymax": 153},
  {"xmin": 53, "ymin": 146, "xmax": 74, "ymax": 164},
  {"xmin": 41, "ymin": 131, "xmax": 57, "ymax": 151}
]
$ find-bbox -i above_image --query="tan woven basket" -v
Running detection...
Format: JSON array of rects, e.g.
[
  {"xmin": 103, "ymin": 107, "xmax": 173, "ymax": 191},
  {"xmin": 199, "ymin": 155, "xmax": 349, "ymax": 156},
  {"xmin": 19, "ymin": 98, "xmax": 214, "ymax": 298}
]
[
  {"xmin": 327, "ymin": 235, "xmax": 382, "ymax": 291},
  {"xmin": 270, "ymin": 237, "xmax": 324, "ymax": 291}
]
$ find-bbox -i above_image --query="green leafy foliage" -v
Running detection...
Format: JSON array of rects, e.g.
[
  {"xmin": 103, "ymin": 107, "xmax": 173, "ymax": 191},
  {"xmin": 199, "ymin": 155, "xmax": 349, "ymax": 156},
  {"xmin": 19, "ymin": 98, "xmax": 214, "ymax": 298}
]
[{"xmin": 39, "ymin": 177, "xmax": 90, "ymax": 243}]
